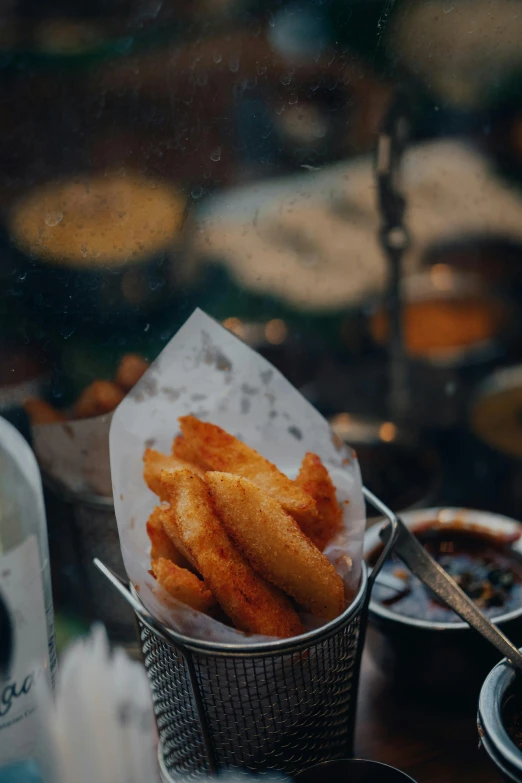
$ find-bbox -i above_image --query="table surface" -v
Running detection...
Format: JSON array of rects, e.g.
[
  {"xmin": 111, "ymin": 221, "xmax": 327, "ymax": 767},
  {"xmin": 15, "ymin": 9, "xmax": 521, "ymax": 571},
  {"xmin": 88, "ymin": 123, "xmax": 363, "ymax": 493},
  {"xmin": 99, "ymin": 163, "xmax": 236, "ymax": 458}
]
[{"xmin": 355, "ymin": 650, "xmax": 503, "ymax": 783}]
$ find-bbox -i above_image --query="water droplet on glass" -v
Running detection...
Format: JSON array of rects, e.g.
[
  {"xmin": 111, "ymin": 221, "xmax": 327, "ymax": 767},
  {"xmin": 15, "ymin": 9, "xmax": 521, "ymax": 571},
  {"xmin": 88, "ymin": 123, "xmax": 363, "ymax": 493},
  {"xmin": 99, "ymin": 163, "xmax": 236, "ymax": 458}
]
[
  {"xmin": 191, "ymin": 186, "xmax": 204, "ymax": 199},
  {"xmin": 18, "ymin": 271, "xmax": 27, "ymax": 281},
  {"xmin": 268, "ymin": 10, "xmax": 275, "ymax": 26},
  {"xmin": 445, "ymin": 381, "xmax": 457, "ymax": 397},
  {"xmin": 210, "ymin": 148, "xmax": 222, "ymax": 162},
  {"xmin": 229, "ymin": 55, "xmax": 240, "ymax": 72},
  {"xmin": 144, "ymin": 323, "xmax": 150, "ymax": 332},
  {"xmin": 213, "ymin": 52, "xmax": 222, "ymax": 63},
  {"xmin": 45, "ymin": 210, "xmax": 63, "ymax": 227},
  {"xmin": 300, "ymin": 250, "xmax": 320, "ymax": 268},
  {"xmin": 60, "ymin": 324, "xmax": 75, "ymax": 340}
]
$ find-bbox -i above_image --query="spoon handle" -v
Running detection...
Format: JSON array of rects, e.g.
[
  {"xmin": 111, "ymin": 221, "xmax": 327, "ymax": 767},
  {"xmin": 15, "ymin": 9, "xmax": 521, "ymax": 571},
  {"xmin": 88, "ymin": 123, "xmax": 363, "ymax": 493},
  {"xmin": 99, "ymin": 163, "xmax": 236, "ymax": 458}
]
[{"xmin": 380, "ymin": 516, "xmax": 522, "ymax": 672}]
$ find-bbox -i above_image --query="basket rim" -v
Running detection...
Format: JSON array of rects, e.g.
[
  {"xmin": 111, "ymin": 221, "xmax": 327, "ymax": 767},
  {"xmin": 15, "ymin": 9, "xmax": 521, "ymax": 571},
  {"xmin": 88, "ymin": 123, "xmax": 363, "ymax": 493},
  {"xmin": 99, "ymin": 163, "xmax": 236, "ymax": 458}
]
[{"xmin": 133, "ymin": 562, "xmax": 368, "ymax": 657}]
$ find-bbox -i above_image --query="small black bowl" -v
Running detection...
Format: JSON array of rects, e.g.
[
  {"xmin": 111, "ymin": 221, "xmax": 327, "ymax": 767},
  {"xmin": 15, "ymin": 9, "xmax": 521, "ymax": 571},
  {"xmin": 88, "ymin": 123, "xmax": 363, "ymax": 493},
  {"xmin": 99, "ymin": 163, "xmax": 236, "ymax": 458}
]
[
  {"xmin": 294, "ymin": 759, "xmax": 417, "ymax": 783},
  {"xmin": 478, "ymin": 657, "xmax": 522, "ymax": 782}
]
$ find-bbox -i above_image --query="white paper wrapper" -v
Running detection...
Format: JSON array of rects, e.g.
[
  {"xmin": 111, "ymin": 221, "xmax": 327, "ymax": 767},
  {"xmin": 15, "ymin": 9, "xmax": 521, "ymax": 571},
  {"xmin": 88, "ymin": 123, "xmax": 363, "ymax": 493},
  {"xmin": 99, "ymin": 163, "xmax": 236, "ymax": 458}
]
[
  {"xmin": 110, "ymin": 308, "xmax": 365, "ymax": 644},
  {"xmin": 31, "ymin": 414, "xmax": 112, "ymax": 498}
]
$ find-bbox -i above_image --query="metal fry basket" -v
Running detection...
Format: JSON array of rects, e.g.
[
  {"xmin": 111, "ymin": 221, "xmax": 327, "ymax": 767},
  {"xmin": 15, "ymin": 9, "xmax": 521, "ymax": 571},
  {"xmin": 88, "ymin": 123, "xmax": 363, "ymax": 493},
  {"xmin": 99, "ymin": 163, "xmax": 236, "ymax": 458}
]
[
  {"xmin": 44, "ymin": 476, "xmax": 137, "ymax": 644},
  {"xmin": 96, "ymin": 489, "xmax": 398, "ymax": 779}
]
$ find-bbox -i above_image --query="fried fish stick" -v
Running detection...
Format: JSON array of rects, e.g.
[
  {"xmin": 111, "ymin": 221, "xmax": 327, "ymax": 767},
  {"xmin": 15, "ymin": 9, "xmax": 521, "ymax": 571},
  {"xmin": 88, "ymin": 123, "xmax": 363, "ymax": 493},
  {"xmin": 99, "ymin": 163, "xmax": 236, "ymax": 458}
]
[
  {"xmin": 152, "ymin": 558, "xmax": 216, "ymax": 614},
  {"xmin": 24, "ymin": 398, "xmax": 67, "ymax": 425},
  {"xmin": 143, "ymin": 448, "xmax": 205, "ymax": 500},
  {"xmin": 178, "ymin": 415, "xmax": 318, "ymax": 530},
  {"xmin": 206, "ymin": 472, "xmax": 345, "ymax": 621},
  {"xmin": 73, "ymin": 380, "xmax": 125, "ymax": 419},
  {"xmin": 160, "ymin": 469, "xmax": 303, "ymax": 638},
  {"xmin": 115, "ymin": 353, "xmax": 149, "ymax": 391},
  {"xmin": 150, "ymin": 498, "xmax": 198, "ymax": 570},
  {"xmin": 295, "ymin": 452, "xmax": 342, "ymax": 550},
  {"xmin": 172, "ymin": 434, "xmax": 208, "ymax": 471},
  {"xmin": 146, "ymin": 506, "xmax": 194, "ymax": 569}
]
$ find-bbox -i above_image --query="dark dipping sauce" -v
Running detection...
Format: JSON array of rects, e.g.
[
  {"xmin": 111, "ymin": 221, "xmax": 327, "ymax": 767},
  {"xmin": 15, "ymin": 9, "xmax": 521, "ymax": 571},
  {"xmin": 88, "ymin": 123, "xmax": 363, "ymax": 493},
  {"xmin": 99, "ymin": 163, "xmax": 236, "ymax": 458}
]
[
  {"xmin": 370, "ymin": 524, "xmax": 522, "ymax": 623},
  {"xmin": 504, "ymin": 691, "xmax": 522, "ymax": 751}
]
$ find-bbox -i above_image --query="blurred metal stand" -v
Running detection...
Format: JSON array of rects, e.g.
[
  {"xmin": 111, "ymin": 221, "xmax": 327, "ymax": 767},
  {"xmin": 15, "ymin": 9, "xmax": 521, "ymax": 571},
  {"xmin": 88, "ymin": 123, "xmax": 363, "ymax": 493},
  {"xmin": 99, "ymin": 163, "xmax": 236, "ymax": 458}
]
[{"xmin": 376, "ymin": 89, "xmax": 411, "ymax": 425}]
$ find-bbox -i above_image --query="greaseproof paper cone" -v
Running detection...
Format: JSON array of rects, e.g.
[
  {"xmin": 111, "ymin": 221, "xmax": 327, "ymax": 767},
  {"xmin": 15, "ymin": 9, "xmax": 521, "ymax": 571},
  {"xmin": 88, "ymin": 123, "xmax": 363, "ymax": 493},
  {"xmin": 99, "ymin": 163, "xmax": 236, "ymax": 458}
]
[{"xmin": 110, "ymin": 308, "xmax": 366, "ymax": 644}]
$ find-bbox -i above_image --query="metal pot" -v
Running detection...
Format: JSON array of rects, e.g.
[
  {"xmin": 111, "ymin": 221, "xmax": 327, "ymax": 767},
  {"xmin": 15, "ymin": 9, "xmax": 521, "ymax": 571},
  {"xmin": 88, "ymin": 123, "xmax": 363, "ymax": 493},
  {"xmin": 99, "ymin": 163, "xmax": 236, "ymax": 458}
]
[
  {"xmin": 423, "ymin": 235, "xmax": 522, "ymax": 289},
  {"xmin": 368, "ymin": 269, "xmax": 516, "ymax": 369}
]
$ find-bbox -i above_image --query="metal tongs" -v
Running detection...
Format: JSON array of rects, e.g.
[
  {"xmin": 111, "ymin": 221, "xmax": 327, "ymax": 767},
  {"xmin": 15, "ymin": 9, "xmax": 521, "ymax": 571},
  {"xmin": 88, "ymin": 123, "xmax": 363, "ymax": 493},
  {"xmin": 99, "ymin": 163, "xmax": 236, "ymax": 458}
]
[{"xmin": 365, "ymin": 488, "xmax": 522, "ymax": 673}]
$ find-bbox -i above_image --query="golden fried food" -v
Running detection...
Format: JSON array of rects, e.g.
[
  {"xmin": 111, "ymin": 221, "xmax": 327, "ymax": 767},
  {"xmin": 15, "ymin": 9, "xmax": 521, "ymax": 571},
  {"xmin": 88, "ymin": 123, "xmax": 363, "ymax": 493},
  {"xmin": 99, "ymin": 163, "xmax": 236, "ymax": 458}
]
[
  {"xmin": 178, "ymin": 415, "xmax": 318, "ymax": 531},
  {"xmin": 115, "ymin": 353, "xmax": 149, "ymax": 391},
  {"xmin": 24, "ymin": 398, "xmax": 67, "ymax": 425},
  {"xmin": 143, "ymin": 448, "xmax": 205, "ymax": 500},
  {"xmin": 206, "ymin": 472, "xmax": 345, "ymax": 621},
  {"xmin": 171, "ymin": 434, "xmax": 208, "ymax": 471},
  {"xmin": 295, "ymin": 452, "xmax": 343, "ymax": 550},
  {"xmin": 146, "ymin": 505, "xmax": 193, "ymax": 569},
  {"xmin": 151, "ymin": 558, "xmax": 216, "ymax": 614},
  {"xmin": 151, "ymin": 499, "xmax": 198, "ymax": 570},
  {"xmin": 160, "ymin": 469, "xmax": 303, "ymax": 638},
  {"xmin": 73, "ymin": 380, "xmax": 125, "ymax": 419}
]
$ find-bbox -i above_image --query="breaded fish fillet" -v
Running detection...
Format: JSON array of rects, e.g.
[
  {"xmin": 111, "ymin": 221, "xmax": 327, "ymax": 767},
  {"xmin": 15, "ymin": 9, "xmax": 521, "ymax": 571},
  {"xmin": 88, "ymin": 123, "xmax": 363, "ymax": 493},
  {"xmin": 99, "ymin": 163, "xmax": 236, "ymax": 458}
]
[
  {"xmin": 143, "ymin": 448, "xmax": 205, "ymax": 500},
  {"xmin": 206, "ymin": 472, "xmax": 345, "ymax": 621},
  {"xmin": 160, "ymin": 469, "xmax": 303, "ymax": 638},
  {"xmin": 178, "ymin": 415, "xmax": 317, "ymax": 531},
  {"xmin": 152, "ymin": 557, "xmax": 216, "ymax": 614},
  {"xmin": 295, "ymin": 452, "xmax": 342, "ymax": 550}
]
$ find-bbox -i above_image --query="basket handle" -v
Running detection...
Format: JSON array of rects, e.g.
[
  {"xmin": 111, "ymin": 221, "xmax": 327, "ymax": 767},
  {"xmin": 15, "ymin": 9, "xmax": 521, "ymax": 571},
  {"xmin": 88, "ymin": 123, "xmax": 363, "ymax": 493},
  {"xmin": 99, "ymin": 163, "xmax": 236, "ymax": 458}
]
[
  {"xmin": 362, "ymin": 486, "xmax": 400, "ymax": 591},
  {"xmin": 93, "ymin": 558, "xmax": 169, "ymax": 639}
]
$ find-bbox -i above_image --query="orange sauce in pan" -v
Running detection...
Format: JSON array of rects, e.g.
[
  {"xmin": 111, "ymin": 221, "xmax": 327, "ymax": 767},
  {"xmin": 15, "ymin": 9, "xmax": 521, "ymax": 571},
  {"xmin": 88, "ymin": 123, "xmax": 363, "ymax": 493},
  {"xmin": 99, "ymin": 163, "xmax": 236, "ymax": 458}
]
[{"xmin": 370, "ymin": 298, "xmax": 505, "ymax": 356}]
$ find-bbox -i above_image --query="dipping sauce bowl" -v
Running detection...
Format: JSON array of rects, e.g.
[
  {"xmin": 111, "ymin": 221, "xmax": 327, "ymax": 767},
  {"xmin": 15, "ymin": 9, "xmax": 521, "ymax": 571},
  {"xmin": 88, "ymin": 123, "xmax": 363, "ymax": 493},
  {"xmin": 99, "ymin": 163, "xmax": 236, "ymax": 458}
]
[{"xmin": 365, "ymin": 508, "xmax": 522, "ymax": 695}]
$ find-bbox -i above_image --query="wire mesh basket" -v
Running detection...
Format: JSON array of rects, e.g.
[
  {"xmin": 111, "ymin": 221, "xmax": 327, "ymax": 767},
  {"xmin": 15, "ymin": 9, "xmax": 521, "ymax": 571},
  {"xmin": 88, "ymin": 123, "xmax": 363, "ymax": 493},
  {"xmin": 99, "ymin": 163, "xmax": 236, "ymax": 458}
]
[
  {"xmin": 139, "ymin": 569, "xmax": 367, "ymax": 779},
  {"xmin": 96, "ymin": 488, "xmax": 398, "ymax": 779},
  {"xmin": 45, "ymin": 477, "xmax": 137, "ymax": 645}
]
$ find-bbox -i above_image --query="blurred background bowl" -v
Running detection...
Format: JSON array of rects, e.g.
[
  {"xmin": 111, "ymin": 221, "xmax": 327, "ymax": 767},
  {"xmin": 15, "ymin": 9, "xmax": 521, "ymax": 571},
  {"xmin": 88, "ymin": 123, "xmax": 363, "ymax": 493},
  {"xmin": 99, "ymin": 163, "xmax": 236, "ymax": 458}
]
[
  {"xmin": 330, "ymin": 414, "xmax": 442, "ymax": 520},
  {"xmin": 368, "ymin": 269, "xmax": 517, "ymax": 369},
  {"xmin": 2, "ymin": 171, "xmax": 192, "ymax": 329}
]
